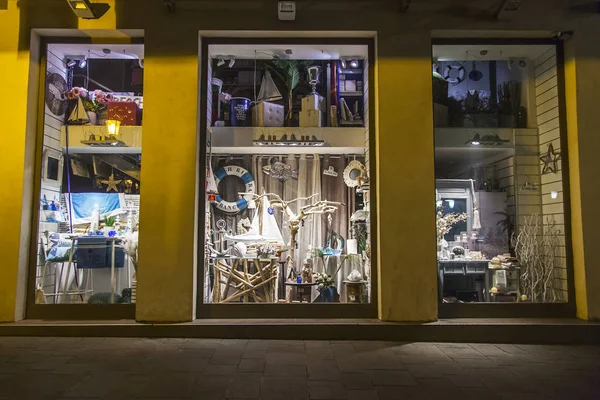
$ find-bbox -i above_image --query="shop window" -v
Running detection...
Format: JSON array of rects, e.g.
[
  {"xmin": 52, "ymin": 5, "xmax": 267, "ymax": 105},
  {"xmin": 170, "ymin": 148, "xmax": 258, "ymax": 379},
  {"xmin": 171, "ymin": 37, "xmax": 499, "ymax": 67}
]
[
  {"xmin": 433, "ymin": 43, "xmax": 568, "ymax": 304},
  {"xmin": 34, "ymin": 44, "xmax": 143, "ymax": 305},
  {"xmin": 202, "ymin": 42, "xmax": 372, "ymax": 305}
]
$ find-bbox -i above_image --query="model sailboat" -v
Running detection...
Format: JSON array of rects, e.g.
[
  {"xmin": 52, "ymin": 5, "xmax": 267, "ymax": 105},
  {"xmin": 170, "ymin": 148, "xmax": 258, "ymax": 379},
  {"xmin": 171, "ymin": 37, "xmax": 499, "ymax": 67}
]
[
  {"xmin": 226, "ymin": 195, "xmax": 284, "ymax": 245},
  {"xmin": 67, "ymin": 97, "xmax": 90, "ymax": 125},
  {"xmin": 257, "ymin": 70, "xmax": 282, "ymax": 103}
]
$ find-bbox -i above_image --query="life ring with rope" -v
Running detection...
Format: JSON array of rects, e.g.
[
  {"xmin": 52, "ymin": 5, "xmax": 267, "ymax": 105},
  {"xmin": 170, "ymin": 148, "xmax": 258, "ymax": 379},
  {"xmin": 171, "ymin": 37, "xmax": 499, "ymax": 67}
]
[
  {"xmin": 213, "ymin": 165, "xmax": 255, "ymax": 213},
  {"xmin": 443, "ymin": 63, "xmax": 466, "ymax": 85}
]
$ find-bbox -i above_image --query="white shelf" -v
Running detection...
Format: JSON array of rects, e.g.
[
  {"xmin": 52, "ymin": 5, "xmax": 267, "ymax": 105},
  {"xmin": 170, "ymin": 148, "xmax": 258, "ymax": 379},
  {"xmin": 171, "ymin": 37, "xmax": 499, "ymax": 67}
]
[
  {"xmin": 339, "ymin": 91, "xmax": 362, "ymax": 96},
  {"xmin": 61, "ymin": 125, "xmax": 142, "ymax": 154},
  {"xmin": 210, "ymin": 126, "xmax": 367, "ymax": 155}
]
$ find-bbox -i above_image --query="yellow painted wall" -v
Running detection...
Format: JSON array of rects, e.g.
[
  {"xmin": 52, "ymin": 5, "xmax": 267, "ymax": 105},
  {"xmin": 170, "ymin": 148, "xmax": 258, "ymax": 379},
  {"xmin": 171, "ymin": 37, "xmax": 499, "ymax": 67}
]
[
  {"xmin": 0, "ymin": 0, "xmax": 36, "ymax": 322},
  {"xmin": 135, "ymin": 27, "xmax": 200, "ymax": 322},
  {"xmin": 564, "ymin": 30, "xmax": 600, "ymax": 320},
  {"xmin": 3, "ymin": 0, "xmax": 600, "ymax": 322},
  {"xmin": 376, "ymin": 32, "xmax": 437, "ymax": 321}
]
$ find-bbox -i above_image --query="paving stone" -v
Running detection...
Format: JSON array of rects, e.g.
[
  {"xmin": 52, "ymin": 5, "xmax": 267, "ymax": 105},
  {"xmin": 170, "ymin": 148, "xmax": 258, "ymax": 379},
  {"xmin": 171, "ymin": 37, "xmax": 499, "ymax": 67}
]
[
  {"xmin": 238, "ymin": 358, "xmax": 266, "ymax": 372},
  {"xmin": 226, "ymin": 373, "xmax": 261, "ymax": 399},
  {"xmin": 308, "ymin": 381, "xmax": 347, "ymax": 399},
  {"xmin": 264, "ymin": 364, "xmax": 307, "ymax": 377},
  {"xmin": 341, "ymin": 373, "xmax": 373, "ymax": 389},
  {"xmin": 347, "ymin": 389, "xmax": 379, "ymax": 400},
  {"xmin": 368, "ymin": 370, "xmax": 418, "ymax": 386},
  {"xmin": 135, "ymin": 372, "xmax": 200, "ymax": 398}
]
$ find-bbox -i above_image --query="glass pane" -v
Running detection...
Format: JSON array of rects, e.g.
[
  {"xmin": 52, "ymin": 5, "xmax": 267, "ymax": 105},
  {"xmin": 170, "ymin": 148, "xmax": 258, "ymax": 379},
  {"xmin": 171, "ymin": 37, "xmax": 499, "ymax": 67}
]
[
  {"xmin": 433, "ymin": 44, "xmax": 567, "ymax": 304},
  {"xmin": 35, "ymin": 44, "xmax": 143, "ymax": 305},
  {"xmin": 203, "ymin": 43, "xmax": 372, "ymax": 304}
]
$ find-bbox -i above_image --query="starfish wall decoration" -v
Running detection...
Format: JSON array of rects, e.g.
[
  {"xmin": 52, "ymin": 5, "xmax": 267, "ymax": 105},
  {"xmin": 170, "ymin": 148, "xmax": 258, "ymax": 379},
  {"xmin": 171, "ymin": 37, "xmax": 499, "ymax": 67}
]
[
  {"xmin": 540, "ymin": 143, "xmax": 561, "ymax": 175},
  {"xmin": 101, "ymin": 173, "xmax": 122, "ymax": 192}
]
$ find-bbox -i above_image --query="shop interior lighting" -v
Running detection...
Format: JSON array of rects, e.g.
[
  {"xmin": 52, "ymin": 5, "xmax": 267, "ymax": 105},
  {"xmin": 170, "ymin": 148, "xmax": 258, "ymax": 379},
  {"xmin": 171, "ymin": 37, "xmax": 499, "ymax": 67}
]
[
  {"xmin": 79, "ymin": 54, "xmax": 87, "ymax": 68},
  {"xmin": 228, "ymin": 57, "xmax": 236, "ymax": 68},
  {"xmin": 467, "ymin": 133, "xmax": 481, "ymax": 146},
  {"xmin": 105, "ymin": 120, "xmax": 121, "ymax": 139},
  {"xmin": 66, "ymin": 0, "xmax": 110, "ymax": 19},
  {"xmin": 340, "ymin": 59, "xmax": 347, "ymax": 68},
  {"xmin": 349, "ymin": 59, "xmax": 359, "ymax": 68},
  {"xmin": 551, "ymin": 191, "xmax": 558, "ymax": 199},
  {"xmin": 66, "ymin": 59, "xmax": 77, "ymax": 68},
  {"xmin": 216, "ymin": 58, "xmax": 226, "ymax": 67}
]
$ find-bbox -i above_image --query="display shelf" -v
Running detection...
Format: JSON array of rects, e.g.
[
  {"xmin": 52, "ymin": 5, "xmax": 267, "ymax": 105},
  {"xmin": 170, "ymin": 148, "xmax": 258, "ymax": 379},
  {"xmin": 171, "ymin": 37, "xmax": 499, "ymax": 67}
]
[
  {"xmin": 209, "ymin": 126, "xmax": 366, "ymax": 154},
  {"xmin": 339, "ymin": 68, "xmax": 363, "ymax": 74},
  {"xmin": 339, "ymin": 91, "xmax": 362, "ymax": 96},
  {"xmin": 60, "ymin": 125, "xmax": 142, "ymax": 154}
]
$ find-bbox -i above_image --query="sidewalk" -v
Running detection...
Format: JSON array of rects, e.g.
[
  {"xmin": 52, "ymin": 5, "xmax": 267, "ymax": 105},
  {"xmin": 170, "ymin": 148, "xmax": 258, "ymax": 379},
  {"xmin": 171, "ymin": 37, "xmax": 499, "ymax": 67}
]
[{"xmin": 0, "ymin": 337, "xmax": 599, "ymax": 399}]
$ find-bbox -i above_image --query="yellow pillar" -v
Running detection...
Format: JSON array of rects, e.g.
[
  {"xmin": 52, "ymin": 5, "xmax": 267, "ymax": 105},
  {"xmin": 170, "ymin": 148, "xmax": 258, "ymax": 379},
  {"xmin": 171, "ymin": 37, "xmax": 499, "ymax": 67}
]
[
  {"xmin": 376, "ymin": 32, "xmax": 438, "ymax": 322},
  {"xmin": 0, "ymin": 1, "xmax": 39, "ymax": 321},
  {"xmin": 135, "ymin": 27, "xmax": 199, "ymax": 322},
  {"xmin": 564, "ymin": 31, "xmax": 600, "ymax": 320}
]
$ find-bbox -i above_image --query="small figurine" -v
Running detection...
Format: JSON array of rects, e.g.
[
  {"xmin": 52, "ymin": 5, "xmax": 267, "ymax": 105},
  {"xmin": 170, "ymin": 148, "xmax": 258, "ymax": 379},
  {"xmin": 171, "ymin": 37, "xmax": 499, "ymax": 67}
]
[{"xmin": 301, "ymin": 259, "xmax": 313, "ymax": 283}]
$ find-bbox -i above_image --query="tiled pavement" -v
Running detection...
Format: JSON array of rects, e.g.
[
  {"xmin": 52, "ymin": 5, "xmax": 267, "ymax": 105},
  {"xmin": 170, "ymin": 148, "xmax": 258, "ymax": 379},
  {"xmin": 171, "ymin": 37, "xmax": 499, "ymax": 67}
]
[{"xmin": 0, "ymin": 337, "xmax": 599, "ymax": 399}]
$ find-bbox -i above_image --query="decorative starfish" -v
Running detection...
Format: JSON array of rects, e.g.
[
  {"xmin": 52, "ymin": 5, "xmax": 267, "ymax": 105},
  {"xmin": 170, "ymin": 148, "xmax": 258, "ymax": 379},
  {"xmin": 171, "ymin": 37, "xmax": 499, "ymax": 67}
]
[
  {"xmin": 540, "ymin": 143, "xmax": 561, "ymax": 175},
  {"xmin": 101, "ymin": 173, "xmax": 122, "ymax": 192}
]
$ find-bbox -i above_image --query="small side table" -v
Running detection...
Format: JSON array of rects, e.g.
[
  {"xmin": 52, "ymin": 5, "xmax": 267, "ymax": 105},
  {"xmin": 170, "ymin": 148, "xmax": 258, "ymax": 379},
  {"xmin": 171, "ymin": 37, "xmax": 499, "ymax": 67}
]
[
  {"xmin": 343, "ymin": 280, "xmax": 368, "ymax": 303},
  {"xmin": 285, "ymin": 282, "xmax": 317, "ymax": 303}
]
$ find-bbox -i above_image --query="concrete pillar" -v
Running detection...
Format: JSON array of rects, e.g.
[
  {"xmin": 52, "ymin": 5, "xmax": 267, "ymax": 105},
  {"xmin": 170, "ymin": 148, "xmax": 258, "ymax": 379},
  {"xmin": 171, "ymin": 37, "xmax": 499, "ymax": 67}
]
[
  {"xmin": 564, "ymin": 30, "xmax": 600, "ymax": 320},
  {"xmin": 0, "ymin": 1, "xmax": 39, "ymax": 321},
  {"xmin": 135, "ymin": 27, "xmax": 199, "ymax": 322},
  {"xmin": 376, "ymin": 32, "xmax": 438, "ymax": 322}
]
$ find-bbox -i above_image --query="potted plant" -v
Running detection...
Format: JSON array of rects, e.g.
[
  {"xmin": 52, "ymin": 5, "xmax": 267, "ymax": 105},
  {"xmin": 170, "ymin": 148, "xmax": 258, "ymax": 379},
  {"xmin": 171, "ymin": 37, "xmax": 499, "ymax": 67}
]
[
  {"xmin": 102, "ymin": 216, "xmax": 116, "ymax": 236},
  {"xmin": 266, "ymin": 55, "xmax": 313, "ymax": 126},
  {"xmin": 497, "ymin": 81, "xmax": 523, "ymax": 128},
  {"xmin": 314, "ymin": 272, "xmax": 336, "ymax": 302}
]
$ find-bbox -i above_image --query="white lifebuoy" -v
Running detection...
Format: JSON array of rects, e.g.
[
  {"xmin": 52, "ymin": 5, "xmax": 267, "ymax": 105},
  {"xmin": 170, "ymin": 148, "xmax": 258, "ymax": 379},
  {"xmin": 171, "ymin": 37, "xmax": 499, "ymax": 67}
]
[
  {"xmin": 214, "ymin": 165, "xmax": 255, "ymax": 213},
  {"xmin": 443, "ymin": 63, "xmax": 466, "ymax": 85}
]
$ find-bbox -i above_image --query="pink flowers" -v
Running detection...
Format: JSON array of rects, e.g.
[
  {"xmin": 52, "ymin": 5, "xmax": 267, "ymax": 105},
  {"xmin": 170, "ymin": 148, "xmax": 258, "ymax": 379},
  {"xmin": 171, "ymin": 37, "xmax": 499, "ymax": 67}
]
[{"xmin": 66, "ymin": 87, "xmax": 113, "ymax": 113}]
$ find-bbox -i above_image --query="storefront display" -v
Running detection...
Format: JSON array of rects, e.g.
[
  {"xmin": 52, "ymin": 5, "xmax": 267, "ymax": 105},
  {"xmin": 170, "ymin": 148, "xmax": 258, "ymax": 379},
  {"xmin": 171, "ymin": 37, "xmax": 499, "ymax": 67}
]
[
  {"xmin": 433, "ymin": 43, "xmax": 568, "ymax": 305},
  {"xmin": 202, "ymin": 41, "xmax": 372, "ymax": 305},
  {"xmin": 32, "ymin": 43, "xmax": 143, "ymax": 308}
]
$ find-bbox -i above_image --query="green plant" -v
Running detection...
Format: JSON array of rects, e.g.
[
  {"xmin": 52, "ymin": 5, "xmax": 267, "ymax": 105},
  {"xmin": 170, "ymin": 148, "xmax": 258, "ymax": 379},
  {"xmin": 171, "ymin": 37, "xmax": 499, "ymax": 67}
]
[
  {"xmin": 103, "ymin": 216, "xmax": 116, "ymax": 227},
  {"xmin": 266, "ymin": 56, "xmax": 313, "ymax": 120},
  {"xmin": 497, "ymin": 81, "xmax": 522, "ymax": 116}
]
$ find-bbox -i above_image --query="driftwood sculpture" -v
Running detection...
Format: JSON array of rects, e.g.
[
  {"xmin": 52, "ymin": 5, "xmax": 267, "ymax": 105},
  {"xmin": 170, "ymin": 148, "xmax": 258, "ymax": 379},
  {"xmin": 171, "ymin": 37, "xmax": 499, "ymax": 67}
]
[{"xmin": 240, "ymin": 192, "xmax": 344, "ymax": 278}]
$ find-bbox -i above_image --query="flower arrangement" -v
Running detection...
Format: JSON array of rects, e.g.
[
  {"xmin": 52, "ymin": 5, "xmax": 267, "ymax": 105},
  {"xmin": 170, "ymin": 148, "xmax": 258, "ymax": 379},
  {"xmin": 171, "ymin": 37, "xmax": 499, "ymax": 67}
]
[
  {"xmin": 436, "ymin": 203, "xmax": 468, "ymax": 243},
  {"xmin": 314, "ymin": 272, "xmax": 335, "ymax": 289},
  {"xmin": 66, "ymin": 87, "xmax": 114, "ymax": 113}
]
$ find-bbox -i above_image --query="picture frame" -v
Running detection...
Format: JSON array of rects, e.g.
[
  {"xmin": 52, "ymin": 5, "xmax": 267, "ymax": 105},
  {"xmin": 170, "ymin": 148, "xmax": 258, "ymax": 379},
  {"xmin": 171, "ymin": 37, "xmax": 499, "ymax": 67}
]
[{"xmin": 42, "ymin": 148, "xmax": 64, "ymax": 188}]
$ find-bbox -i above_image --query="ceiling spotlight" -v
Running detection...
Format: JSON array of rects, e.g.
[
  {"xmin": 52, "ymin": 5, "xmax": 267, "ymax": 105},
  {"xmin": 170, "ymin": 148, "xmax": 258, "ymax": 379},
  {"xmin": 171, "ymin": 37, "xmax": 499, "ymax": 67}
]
[
  {"xmin": 349, "ymin": 59, "xmax": 359, "ymax": 68},
  {"xmin": 340, "ymin": 59, "xmax": 347, "ymax": 69},
  {"xmin": 228, "ymin": 57, "xmax": 236, "ymax": 68},
  {"xmin": 66, "ymin": 0, "xmax": 110, "ymax": 19},
  {"xmin": 79, "ymin": 57, "xmax": 87, "ymax": 68},
  {"xmin": 66, "ymin": 59, "xmax": 77, "ymax": 68},
  {"xmin": 217, "ymin": 58, "xmax": 225, "ymax": 67}
]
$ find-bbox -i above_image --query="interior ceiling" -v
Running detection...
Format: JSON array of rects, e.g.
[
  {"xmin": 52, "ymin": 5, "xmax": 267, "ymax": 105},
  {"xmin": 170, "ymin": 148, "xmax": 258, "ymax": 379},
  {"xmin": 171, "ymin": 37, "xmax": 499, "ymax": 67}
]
[
  {"xmin": 49, "ymin": 44, "xmax": 144, "ymax": 60},
  {"xmin": 208, "ymin": 44, "xmax": 369, "ymax": 60},
  {"xmin": 433, "ymin": 44, "xmax": 554, "ymax": 61}
]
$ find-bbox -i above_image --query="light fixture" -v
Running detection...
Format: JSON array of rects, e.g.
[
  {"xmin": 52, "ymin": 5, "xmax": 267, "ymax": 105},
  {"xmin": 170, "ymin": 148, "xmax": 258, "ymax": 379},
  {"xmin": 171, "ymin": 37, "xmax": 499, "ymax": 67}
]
[
  {"xmin": 349, "ymin": 59, "xmax": 359, "ymax": 68},
  {"xmin": 79, "ymin": 57, "xmax": 87, "ymax": 68},
  {"xmin": 467, "ymin": 133, "xmax": 481, "ymax": 146},
  {"xmin": 66, "ymin": 59, "xmax": 77, "ymax": 68},
  {"xmin": 105, "ymin": 119, "xmax": 121, "ymax": 138},
  {"xmin": 446, "ymin": 199, "xmax": 455, "ymax": 209},
  {"xmin": 228, "ymin": 57, "xmax": 236, "ymax": 68},
  {"xmin": 551, "ymin": 191, "xmax": 558, "ymax": 199},
  {"xmin": 340, "ymin": 59, "xmax": 347, "ymax": 69},
  {"xmin": 66, "ymin": 0, "xmax": 110, "ymax": 19},
  {"xmin": 216, "ymin": 58, "xmax": 225, "ymax": 67}
]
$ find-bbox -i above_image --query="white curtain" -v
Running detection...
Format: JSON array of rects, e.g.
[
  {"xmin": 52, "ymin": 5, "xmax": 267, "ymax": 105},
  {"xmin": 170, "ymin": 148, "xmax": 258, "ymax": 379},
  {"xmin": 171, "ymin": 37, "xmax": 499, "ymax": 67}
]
[{"xmin": 296, "ymin": 154, "xmax": 322, "ymax": 265}]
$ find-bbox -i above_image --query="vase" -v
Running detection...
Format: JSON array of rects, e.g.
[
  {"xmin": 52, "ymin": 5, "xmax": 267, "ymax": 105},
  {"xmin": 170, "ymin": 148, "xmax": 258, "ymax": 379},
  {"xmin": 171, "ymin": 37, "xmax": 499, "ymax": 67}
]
[
  {"xmin": 321, "ymin": 287, "xmax": 334, "ymax": 302},
  {"xmin": 87, "ymin": 111, "xmax": 97, "ymax": 125}
]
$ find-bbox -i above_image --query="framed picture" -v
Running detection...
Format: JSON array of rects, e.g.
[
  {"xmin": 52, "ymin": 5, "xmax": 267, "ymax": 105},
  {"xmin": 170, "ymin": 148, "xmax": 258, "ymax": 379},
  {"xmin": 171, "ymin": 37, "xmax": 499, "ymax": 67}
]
[{"xmin": 42, "ymin": 149, "xmax": 63, "ymax": 188}]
